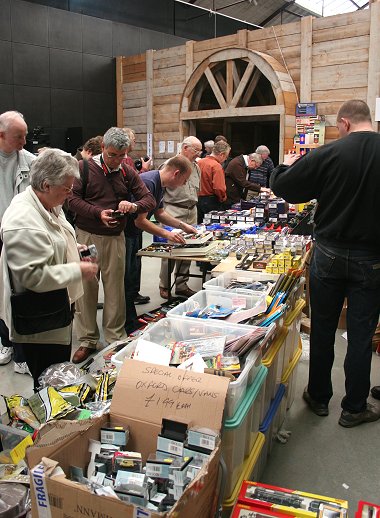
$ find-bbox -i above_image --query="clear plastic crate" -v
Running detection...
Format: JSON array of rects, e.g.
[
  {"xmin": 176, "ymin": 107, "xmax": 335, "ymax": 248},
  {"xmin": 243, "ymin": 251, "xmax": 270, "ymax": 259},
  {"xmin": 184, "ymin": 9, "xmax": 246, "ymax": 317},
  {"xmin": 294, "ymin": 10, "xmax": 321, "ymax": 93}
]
[
  {"xmin": 261, "ymin": 327, "xmax": 288, "ymax": 421},
  {"xmin": 203, "ymin": 271, "xmax": 279, "ymax": 294},
  {"xmin": 281, "ymin": 338, "xmax": 302, "ymax": 412},
  {"xmin": 282, "ymin": 299, "xmax": 305, "ymax": 371},
  {"xmin": 166, "ymin": 289, "xmax": 267, "ymax": 320},
  {"xmin": 113, "ymin": 317, "xmax": 273, "ymax": 420},
  {"xmin": 222, "ymin": 366, "xmax": 267, "ymax": 498}
]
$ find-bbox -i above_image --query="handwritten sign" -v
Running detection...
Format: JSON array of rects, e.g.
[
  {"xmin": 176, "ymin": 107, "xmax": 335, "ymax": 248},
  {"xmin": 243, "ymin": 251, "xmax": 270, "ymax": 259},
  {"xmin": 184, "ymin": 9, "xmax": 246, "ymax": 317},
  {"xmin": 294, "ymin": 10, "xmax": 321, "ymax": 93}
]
[{"xmin": 111, "ymin": 360, "xmax": 229, "ymax": 432}]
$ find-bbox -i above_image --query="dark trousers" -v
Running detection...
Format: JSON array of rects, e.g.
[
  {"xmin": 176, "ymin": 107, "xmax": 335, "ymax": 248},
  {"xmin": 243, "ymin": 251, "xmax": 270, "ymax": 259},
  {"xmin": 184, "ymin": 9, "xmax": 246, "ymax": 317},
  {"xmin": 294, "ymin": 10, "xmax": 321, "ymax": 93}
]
[
  {"xmin": 124, "ymin": 233, "xmax": 141, "ymax": 334},
  {"xmin": 197, "ymin": 195, "xmax": 222, "ymax": 224},
  {"xmin": 308, "ymin": 242, "xmax": 380, "ymax": 413},
  {"xmin": 21, "ymin": 343, "xmax": 71, "ymax": 391}
]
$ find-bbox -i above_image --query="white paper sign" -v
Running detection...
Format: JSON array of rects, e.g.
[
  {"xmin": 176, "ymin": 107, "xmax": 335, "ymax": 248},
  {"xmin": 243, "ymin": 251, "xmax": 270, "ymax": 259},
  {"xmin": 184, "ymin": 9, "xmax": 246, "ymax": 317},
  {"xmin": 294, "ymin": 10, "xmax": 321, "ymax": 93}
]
[
  {"xmin": 134, "ymin": 339, "xmax": 171, "ymax": 365},
  {"xmin": 159, "ymin": 140, "xmax": 165, "ymax": 154},
  {"xmin": 167, "ymin": 140, "xmax": 174, "ymax": 153}
]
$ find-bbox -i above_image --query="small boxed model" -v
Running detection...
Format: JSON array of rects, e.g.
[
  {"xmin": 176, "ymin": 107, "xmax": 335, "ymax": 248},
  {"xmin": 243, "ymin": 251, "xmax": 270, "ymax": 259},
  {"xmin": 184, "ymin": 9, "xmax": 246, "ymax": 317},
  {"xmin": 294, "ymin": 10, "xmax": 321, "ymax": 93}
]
[
  {"xmin": 237, "ymin": 482, "xmax": 348, "ymax": 518},
  {"xmin": 27, "ymin": 360, "xmax": 229, "ymax": 518}
]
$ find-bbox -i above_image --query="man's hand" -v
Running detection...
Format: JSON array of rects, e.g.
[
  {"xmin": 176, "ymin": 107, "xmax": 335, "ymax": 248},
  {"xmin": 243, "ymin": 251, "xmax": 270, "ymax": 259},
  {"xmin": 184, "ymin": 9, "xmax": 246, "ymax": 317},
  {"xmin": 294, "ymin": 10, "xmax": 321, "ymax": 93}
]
[
  {"xmin": 180, "ymin": 222, "xmax": 197, "ymax": 234},
  {"xmin": 283, "ymin": 153, "xmax": 301, "ymax": 166},
  {"xmin": 100, "ymin": 209, "xmax": 119, "ymax": 227},
  {"xmin": 166, "ymin": 230, "xmax": 186, "ymax": 244},
  {"xmin": 141, "ymin": 157, "xmax": 152, "ymax": 172},
  {"xmin": 118, "ymin": 200, "xmax": 137, "ymax": 213}
]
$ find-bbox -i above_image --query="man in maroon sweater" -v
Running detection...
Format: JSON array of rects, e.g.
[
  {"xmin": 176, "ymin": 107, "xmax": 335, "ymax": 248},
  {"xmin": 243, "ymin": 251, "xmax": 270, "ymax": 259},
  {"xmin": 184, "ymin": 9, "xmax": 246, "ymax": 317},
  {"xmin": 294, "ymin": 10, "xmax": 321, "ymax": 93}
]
[{"xmin": 68, "ymin": 127, "xmax": 155, "ymax": 363}]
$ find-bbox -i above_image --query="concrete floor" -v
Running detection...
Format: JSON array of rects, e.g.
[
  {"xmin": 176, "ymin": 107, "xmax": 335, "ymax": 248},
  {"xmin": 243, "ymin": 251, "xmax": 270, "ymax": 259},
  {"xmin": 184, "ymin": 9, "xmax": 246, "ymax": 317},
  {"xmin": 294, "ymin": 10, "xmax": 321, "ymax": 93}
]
[{"xmin": 0, "ymin": 234, "xmax": 379, "ymax": 510}]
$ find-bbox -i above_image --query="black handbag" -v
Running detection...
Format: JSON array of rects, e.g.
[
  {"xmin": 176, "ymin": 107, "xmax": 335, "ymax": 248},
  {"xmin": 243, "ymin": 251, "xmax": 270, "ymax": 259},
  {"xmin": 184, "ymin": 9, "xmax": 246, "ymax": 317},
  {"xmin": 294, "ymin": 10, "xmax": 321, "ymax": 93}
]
[{"xmin": 9, "ymin": 268, "xmax": 71, "ymax": 335}]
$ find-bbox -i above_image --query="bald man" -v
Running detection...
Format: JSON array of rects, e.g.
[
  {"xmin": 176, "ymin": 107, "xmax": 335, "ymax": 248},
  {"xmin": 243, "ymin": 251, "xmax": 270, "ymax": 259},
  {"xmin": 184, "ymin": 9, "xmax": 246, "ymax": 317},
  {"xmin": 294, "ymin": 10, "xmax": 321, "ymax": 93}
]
[
  {"xmin": 0, "ymin": 110, "xmax": 35, "ymax": 374},
  {"xmin": 159, "ymin": 136, "xmax": 202, "ymax": 299}
]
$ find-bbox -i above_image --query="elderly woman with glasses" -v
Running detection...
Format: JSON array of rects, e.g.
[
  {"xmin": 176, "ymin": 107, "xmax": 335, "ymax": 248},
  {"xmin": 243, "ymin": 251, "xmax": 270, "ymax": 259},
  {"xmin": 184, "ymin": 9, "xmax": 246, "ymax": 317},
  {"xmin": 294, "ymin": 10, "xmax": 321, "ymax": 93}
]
[{"xmin": 0, "ymin": 148, "xmax": 98, "ymax": 389}]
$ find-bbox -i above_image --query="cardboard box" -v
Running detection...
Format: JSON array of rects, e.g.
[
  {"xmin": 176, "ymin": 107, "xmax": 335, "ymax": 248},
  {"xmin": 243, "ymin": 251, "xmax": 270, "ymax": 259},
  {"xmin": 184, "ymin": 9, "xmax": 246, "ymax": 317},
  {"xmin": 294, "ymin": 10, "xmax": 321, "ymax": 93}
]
[{"xmin": 27, "ymin": 359, "xmax": 229, "ymax": 518}]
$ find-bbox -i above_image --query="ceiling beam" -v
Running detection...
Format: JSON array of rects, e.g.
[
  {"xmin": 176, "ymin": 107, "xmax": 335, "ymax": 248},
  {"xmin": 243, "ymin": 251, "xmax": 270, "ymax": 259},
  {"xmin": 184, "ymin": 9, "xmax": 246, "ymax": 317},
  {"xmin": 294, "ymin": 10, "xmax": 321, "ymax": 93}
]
[{"xmin": 258, "ymin": 0, "xmax": 296, "ymax": 26}]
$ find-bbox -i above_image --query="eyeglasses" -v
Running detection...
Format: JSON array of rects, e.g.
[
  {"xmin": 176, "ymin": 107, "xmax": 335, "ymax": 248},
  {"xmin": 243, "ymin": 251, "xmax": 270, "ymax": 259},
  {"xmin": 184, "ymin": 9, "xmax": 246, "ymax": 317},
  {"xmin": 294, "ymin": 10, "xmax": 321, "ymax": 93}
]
[
  {"xmin": 188, "ymin": 146, "xmax": 202, "ymax": 155},
  {"xmin": 62, "ymin": 185, "xmax": 74, "ymax": 194}
]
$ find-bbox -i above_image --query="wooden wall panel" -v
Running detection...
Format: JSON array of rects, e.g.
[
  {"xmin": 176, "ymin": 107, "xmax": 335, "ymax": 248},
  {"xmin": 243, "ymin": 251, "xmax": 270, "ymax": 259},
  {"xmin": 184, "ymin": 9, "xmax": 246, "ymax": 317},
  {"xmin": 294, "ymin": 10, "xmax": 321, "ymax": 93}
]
[{"xmin": 117, "ymin": 7, "xmax": 375, "ymax": 162}]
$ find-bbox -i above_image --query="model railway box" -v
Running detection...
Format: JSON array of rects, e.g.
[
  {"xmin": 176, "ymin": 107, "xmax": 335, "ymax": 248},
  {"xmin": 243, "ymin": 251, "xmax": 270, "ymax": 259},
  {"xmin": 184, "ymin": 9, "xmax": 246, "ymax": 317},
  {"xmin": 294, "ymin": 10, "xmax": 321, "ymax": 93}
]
[{"xmin": 27, "ymin": 359, "xmax": 229, "ymax": 518}]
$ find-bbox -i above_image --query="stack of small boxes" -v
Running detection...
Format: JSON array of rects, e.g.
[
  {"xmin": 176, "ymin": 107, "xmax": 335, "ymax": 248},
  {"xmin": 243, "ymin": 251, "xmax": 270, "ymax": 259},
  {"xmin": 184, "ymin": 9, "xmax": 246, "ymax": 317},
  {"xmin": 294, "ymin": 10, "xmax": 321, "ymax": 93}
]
[
  {"xmin": 267, "ymin": 198, "xmax": 288, "ymax": 224},
  {"xmin": 80, "ymin": 420, "xmax": 219, "ymax": 512},
  {"xmin": 266, "ymin": 250, "xmax": 302, "ymax": 274}
]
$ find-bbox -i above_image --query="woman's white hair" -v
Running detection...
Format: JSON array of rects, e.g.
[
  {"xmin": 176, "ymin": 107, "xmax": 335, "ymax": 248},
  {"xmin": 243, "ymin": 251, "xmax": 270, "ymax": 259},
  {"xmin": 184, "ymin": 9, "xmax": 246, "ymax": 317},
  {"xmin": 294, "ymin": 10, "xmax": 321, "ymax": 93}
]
[{"xmin": 30, "ymin": 148, "xmax": 80, "ymax": 191}]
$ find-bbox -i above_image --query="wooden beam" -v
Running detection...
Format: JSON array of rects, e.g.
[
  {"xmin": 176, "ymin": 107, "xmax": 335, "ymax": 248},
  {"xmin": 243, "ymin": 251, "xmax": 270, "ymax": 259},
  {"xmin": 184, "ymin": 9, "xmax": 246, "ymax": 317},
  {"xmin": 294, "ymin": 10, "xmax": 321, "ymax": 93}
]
[
  {"xmin": 300, "ymin": 16, "xmax": 313, "ymax": 102},
  {"xmin": 231, "ymin": 61, "xmax": 255, "ymax": 108},
  {"xmin": 215, "ymin": 70, "xmax": 227, "ymax": 97},
  {"xmin": 237, "ymin": 29, "xmax": 248, "ymax": 47},
  {"xmin": 180, "ymin": 104, "xmax": 284, "ymax": 120},
  {"xmin": 367, "ymin": 1, "xmax": 380, "ymax": 129},
  {"xmin": 232, "ymin": 61, "xmax": 240, "ymax": 89},
  {"xmin": 186, "ymin": 40, "xmax": 194, "ymax": 82},
  {"xmin": 204, "ymin": 67, "xmax": 228, "ymax": 109},
  {"xmin": 116, "ymin": 56, "xmax": 123, "ymax": 127},
  {"xmin": 146, "ymin": 49, "xmax": 154, "ymax": 159},
  {"xmin": 226, "ymin": 60, "xmax": 234, "ymax": 105},
  {"xmin": 241, "ymin": 67, "xmax": 261, "ymax": 107}
]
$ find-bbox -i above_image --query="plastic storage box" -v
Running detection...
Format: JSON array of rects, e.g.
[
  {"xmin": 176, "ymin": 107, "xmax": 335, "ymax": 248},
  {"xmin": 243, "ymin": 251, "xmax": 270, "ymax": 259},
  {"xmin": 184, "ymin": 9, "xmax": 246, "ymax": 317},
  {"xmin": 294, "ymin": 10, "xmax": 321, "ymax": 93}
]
[
  {"xmin": 281, "ymin": 337, "xmax": 302, "ymax": 414},
  {"xmin": 222, "ymin": 365, "xmax": 267, "ymax": 498},
  {"xmin": 166, "ymin": 289, "xmax": 267, "ymax": 320},
  {"xmin": 112, "ymin": 317, "xmax": 272, "ymax": 420},
  {"xmin": 282, "ymin": 299, "xmax": 305, "ymax": 371},
  {"xmin": 203, "ymin": 271, "xmax": 279, "ymax": 294},
  {"xmin": 261, "ymin": 327, "xmax": 288, "ymax": 420},
  {"xmin": 256, "ymin": 384, "xmax": 286, "ymax": 480},
  {"xmin": 222, "ymin": 432, "xmax": 265, "ymax": 518}
]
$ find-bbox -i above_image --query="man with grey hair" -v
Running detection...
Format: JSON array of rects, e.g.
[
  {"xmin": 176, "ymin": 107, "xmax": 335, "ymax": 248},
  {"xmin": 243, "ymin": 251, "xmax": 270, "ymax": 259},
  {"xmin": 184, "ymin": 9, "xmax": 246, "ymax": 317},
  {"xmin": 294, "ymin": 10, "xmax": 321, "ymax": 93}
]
[
  {"xmin": 224, "ymin": 151, "xmax": 269, "ymax": 208},
  {"xmin": 0, "ymin": 110, "xmax": 35, "ymax": 374},
  {"xmin": 158, "ymin": 136, "xmax": 202, "ymax": 299},
  {"xmin": 201, "ymin": 140, "xmax": 214, "ymax": 158},
  {"xmin": 250, "ymin": 145, "xmax": 275, "ymax": 187},
  {"xmin": 68, "ymin": 127, "xmax": 155, "ymax": 363}
]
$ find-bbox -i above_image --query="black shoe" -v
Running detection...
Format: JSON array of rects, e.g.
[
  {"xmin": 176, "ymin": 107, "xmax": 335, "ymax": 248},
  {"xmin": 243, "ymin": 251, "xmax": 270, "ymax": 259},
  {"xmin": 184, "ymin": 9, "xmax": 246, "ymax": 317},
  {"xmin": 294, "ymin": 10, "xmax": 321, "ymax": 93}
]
[
  {"xmin": 371, "ymin": 386, "xmax": 380, "ymax": 400},
  {"xmin": 339, "ymin": 403, "xmax": 380, "ymax": 428},
  {"xmin": 134, "ymin": 293, "xmax": 150, "ymax": 305},
  {"xmin": 303, "ymin": 388, "xmax": 329, "ymax": 416}
]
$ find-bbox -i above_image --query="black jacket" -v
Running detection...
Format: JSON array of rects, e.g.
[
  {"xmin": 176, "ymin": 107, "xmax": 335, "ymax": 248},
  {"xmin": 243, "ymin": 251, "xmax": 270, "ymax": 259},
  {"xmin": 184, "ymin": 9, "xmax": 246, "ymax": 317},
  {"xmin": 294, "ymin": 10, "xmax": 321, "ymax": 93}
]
[{"xmin": 270, "ymin": 131, "xmax": 380, "ymax": 250}]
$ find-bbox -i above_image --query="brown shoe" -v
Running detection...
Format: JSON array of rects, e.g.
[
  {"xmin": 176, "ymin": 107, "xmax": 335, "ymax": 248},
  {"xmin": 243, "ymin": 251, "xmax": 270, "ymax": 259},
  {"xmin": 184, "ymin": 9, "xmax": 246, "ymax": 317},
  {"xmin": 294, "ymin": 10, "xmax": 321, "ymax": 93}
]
[
  {"xmin": 175, "ymin": 287, "xmax": 196, "ymax": 298},
  {"xmin": 159, "ymin": 287, "xmax": 169, "ymax": 299},
  {"xmin": 72, "ymin": 346, "xmax": 94, "ymax": 364}
]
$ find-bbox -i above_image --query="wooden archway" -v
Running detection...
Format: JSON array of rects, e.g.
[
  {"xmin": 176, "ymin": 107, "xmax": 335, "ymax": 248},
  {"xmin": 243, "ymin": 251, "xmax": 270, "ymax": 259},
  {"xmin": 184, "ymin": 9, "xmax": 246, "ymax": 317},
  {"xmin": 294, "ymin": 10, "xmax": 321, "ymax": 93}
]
[{"xmin": 180, "ymin": 48, "xmax": 298, "ymax": 159}]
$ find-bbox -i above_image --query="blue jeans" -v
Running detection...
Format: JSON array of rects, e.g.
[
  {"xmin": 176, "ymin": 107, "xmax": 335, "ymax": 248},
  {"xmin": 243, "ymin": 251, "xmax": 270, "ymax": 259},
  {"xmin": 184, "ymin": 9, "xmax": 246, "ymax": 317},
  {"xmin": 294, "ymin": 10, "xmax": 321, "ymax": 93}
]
[{"xmin": 309, "ymin": 242, "xmax": 380, "ymax": 413}]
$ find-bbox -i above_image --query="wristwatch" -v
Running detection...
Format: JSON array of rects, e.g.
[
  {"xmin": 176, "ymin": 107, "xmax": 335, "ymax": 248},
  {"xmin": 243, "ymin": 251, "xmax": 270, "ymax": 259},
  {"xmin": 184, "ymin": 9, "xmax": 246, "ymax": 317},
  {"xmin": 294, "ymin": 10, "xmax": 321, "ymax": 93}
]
[{"xmin": 132, "ymin": 203, "xmax": 138, "ymax": 213}]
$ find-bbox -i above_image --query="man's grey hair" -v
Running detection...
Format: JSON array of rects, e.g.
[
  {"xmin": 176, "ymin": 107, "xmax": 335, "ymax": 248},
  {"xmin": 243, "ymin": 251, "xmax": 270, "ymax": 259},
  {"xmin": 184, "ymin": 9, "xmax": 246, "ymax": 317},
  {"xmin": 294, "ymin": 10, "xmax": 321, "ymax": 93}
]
[
  {"xmin": 181, "ymin": 136, "xmax": 202, "ymax": 149},
  {"xmin": 103, "ymin": 127, "xmax": 130, "ymax": 150},
  {"xmin": 255, "ymin": 145, "xmax": 270, "ymax": 155},
  {"xmin": 204, "ymin": 140, "xmax": 214, "ymax": 149},
  {"xmin": 0, "ymin": 111, "xmax": 26, "ymax": 132},
  {"xmin": 248, "ymin": 152, "xmax": 263, "ymax": 166},
  {"xmin": 31, "ymin": 148, "xmax": 80, "ymax": 191}
]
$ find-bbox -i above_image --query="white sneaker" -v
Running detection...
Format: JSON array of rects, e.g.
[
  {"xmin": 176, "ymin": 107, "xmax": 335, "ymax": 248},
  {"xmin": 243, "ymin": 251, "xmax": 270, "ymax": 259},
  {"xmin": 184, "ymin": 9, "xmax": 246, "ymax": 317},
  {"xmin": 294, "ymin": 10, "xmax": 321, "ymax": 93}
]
[
  {"xmin": 14, "ymin": 362, "xmax": 31, "ymax": 376},
  {"xmin": 0, "ymin": 346, "xmax": 12, "ymax": 365}
]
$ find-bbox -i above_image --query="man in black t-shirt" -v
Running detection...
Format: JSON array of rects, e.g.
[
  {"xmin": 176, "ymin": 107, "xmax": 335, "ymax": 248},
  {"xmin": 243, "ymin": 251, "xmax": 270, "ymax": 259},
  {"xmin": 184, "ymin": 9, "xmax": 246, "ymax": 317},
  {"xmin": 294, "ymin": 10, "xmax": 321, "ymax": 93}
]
[{"xmin": 271, "ymin": 100, "xmax": 380, "ymax": 428}]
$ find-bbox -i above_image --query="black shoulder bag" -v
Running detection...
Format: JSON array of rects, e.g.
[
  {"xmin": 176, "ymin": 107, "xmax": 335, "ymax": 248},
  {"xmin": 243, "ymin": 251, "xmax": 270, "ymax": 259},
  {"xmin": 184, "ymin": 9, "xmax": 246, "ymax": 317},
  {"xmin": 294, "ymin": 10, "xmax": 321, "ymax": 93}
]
[{"xmin": 8, "ymin": 267, "xmax": 71, "ymax": 335}]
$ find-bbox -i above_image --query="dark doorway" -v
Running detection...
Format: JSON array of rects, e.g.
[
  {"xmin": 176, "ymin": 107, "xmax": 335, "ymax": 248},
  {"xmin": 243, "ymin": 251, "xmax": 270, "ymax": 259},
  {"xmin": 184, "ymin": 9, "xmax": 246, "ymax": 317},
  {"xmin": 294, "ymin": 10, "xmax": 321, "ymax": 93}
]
[{"xmin": 193, "ymin": 116, "xmax": 280, "ymax": 165}]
